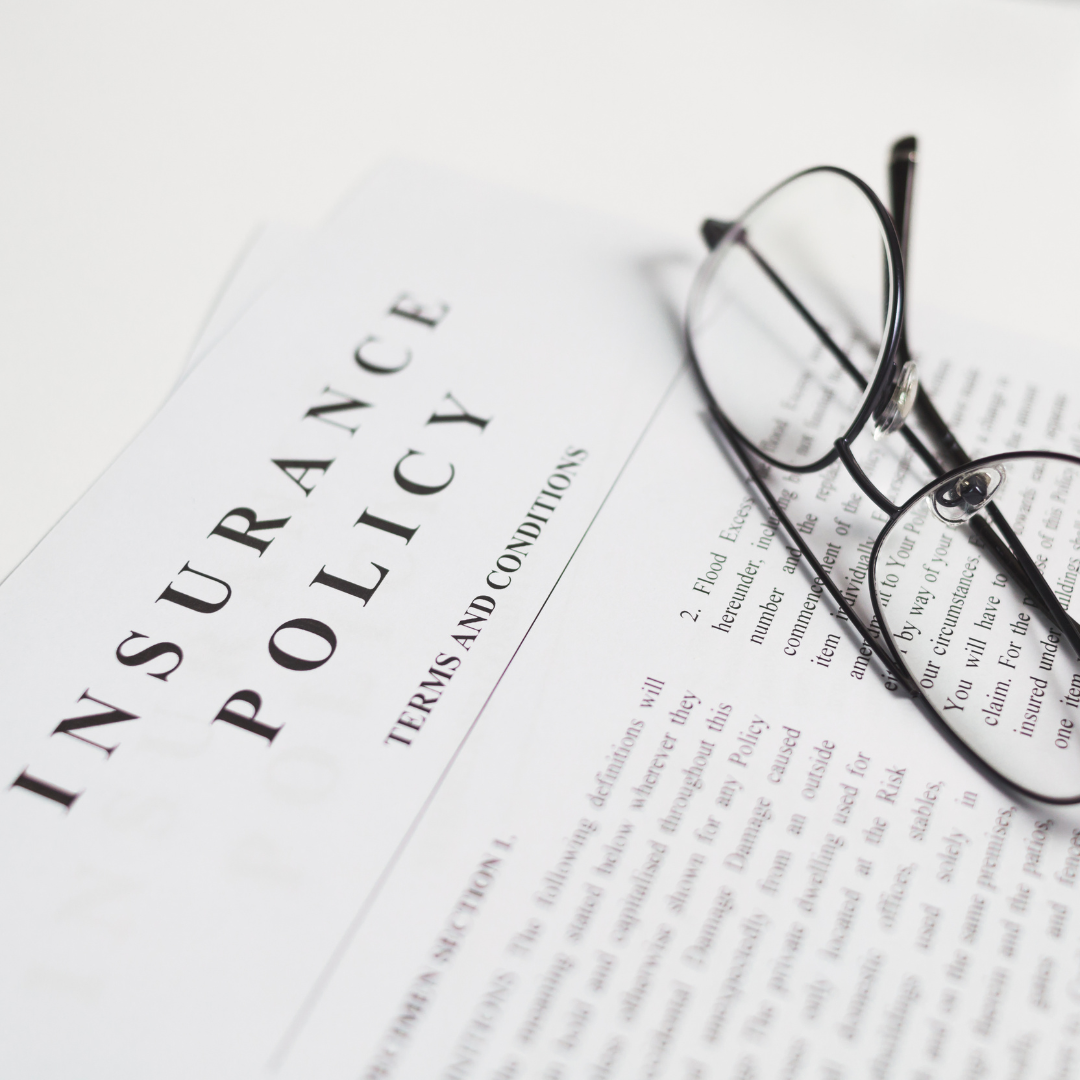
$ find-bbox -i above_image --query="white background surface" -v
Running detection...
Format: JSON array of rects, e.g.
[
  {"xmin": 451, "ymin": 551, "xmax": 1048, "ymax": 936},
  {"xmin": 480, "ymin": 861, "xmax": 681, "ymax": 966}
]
[{"xmin": 2, "ymin": 0, "xmax": 1079, "ymax": 581}]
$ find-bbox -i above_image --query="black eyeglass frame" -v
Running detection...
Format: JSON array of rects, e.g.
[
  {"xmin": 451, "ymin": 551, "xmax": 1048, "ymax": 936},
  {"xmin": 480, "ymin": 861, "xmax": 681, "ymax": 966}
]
[{"xmin": 685, "ymin": 137, "xmax": 1080, "ymax": 805}]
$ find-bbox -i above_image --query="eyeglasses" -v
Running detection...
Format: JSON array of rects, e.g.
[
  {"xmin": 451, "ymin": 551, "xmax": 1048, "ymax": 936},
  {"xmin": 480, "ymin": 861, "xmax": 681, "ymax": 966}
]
[{"xmin": 685, "ymin": 136, "xmax": 1080, "ymax": 803}]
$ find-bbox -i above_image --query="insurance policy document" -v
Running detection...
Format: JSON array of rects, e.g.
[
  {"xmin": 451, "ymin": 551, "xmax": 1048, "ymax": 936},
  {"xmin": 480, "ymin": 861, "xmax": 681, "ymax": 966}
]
[{"xmin": 1, "ymin": 165, "xmax": 1079, "ymax": 1080}]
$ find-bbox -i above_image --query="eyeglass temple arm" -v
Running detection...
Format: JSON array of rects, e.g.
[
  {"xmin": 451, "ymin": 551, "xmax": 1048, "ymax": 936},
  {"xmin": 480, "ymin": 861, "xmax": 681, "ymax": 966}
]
[
  {"xmin": 887, "ymin": 135, "xmax": 971, "ymax": 473},
  {"xmin": 703, "ymin": 406, "xmax": 919, "ymax": 695},
  {"xmin": 743, "ymin": 241, "xmax": 869, "ymax": 389},
  {"xmin": 885, "ymin": 138, "xmax": 1080, "ymax": 652},
  {"xmin": 988, "ymin": 502, "xmax": 1080, "ymax": 659},
  {"xmin": 889, "ymin": 138, "xmax": 917, "ymax": 365}
]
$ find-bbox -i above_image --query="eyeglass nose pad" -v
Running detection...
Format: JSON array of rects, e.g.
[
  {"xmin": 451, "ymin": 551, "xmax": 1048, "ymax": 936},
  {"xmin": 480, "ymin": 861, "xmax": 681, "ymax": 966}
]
[
  {"xmin": 872, "ymin": 360, "xmax": 919, "ymax": 439},
  {"xmin": 930, "ymin": 464, "xmax": 1008, "ymax": 525}
]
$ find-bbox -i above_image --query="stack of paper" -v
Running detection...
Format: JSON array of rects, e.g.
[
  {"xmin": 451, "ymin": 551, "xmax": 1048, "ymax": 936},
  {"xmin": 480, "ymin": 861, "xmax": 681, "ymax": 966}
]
[{"xmin": 1, "ymin": 162, "xmax": 1077, "ymax": 1079}]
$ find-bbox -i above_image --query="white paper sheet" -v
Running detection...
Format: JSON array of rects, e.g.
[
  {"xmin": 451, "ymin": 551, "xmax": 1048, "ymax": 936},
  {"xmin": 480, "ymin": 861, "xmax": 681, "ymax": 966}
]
[
  {"xmin": 181, "ymin": 221, "xmax": 312, "ymax": 383},
  {"xmin": 3, "ymin": 165, "xmax": 1080, "ymax": 1080},
  {"xmin": 0, "ymin": 162, "xmax": 690, "ymax": 1077}
]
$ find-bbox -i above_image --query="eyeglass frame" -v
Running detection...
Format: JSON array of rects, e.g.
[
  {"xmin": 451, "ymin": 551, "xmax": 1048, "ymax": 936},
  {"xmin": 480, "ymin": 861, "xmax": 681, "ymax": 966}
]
[{"xmin": 684, "ymin": 136, "xmax": 1080, "ymax": 805}]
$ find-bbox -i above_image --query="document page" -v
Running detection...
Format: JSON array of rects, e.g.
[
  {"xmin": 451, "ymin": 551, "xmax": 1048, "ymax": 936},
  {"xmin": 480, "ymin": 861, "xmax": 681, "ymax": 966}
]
[
  {"xmin": 276, "ymin": 308, "xmax": 1080, "ymax": 1080},
  {"xmin": 0, "ymin": 164, "xmax": 688, "ymax": 1077},
  {"xmin": 2, "ymin": 167, "xmax": 1079, "ymax": 1080}
]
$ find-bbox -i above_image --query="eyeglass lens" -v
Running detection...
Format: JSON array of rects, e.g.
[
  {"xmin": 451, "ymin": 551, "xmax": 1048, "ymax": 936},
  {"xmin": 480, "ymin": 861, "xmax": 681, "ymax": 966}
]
[
  {"xmin": 686, "ymin": 169, "xmax": 896, "ymax": 470},
  {"xmin": 876, "ymin": 453, "xmax": 1080, "ymax": 801}
]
